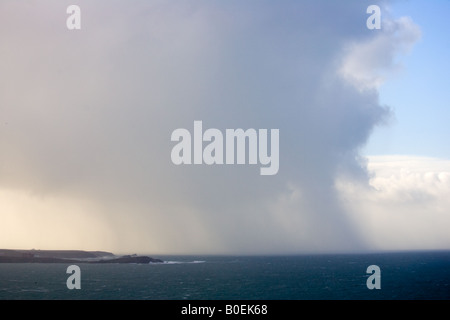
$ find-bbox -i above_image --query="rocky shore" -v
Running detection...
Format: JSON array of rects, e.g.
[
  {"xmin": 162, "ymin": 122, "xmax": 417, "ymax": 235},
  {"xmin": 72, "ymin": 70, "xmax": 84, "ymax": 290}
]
[{"xmin": 0, "ymin": 249, "xmax": 163, "ymax": 264}]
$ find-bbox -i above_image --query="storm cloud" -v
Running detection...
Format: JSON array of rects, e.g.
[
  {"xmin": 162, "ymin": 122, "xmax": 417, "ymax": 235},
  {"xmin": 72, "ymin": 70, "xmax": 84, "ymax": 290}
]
[{"xmin": 0, "ymin": 1, "xmax": 422, "ymax": 254}]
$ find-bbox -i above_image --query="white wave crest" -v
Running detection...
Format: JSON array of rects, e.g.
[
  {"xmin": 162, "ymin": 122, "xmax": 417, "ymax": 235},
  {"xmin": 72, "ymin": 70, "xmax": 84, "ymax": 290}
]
[{"xmin": 163, "ymin": 260, "xmax": 206, "ymax": 264}]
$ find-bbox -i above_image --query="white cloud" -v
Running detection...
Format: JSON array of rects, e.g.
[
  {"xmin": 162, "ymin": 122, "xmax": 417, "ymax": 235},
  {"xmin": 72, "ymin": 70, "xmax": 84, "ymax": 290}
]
[
  {"xmin": 339, "ymin": 16, "xmax": 421, "ymax": 91},
  {"xmin": 337, "ymin": 156, "xmax": 450, "ymax": 251}
]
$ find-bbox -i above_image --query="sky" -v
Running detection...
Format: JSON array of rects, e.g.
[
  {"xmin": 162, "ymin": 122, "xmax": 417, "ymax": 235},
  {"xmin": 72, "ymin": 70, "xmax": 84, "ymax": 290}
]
[
  {"xmin": 0, "ymin": 0, "xmax": 449, "ymax": 255},
  {"xmin": 364, "ymin": 0, "xmax": 450, "ymax": 158}
]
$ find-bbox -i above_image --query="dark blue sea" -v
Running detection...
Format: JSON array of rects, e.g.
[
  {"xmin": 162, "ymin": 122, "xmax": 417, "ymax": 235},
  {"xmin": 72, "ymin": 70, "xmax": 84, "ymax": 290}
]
[{"xmin": 0, "ymin": 251, "xmax": 449, "ymax": 300}]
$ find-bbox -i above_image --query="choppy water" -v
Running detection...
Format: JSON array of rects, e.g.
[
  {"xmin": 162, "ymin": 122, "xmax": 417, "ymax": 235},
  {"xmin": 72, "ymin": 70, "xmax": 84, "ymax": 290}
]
[{"xmin": 0, "ymin": 251, "xmax": 449, "ymax": 300}]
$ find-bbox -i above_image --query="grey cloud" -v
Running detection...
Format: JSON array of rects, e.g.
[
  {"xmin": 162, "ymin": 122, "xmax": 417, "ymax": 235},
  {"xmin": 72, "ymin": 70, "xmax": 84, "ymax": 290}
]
[{"xmin": 0, "ymin": 0, "xmax": 414, "ymax": 253}]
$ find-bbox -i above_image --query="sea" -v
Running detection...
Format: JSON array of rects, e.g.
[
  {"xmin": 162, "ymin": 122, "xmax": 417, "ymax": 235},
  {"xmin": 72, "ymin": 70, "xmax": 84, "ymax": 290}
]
[{"xmin": 0, "ymin": 251, "xmax": 449, "ymax": 300}]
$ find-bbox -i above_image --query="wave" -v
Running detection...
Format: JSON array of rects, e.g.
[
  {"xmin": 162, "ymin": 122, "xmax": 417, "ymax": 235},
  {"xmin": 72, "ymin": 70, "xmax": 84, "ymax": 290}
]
[{"xmin": 162, "ymin": 260, "xmax": 206, "ymax": 264}]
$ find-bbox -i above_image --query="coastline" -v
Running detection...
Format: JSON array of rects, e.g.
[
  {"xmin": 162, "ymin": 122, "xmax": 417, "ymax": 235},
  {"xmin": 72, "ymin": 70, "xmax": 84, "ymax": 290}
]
[{"xmin": 0, "ymin": 249, "xmax": 163, "ymax": 264}]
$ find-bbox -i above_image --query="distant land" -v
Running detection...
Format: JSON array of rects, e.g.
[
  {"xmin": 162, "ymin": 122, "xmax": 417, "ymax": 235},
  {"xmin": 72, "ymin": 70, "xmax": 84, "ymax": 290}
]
[{"xmin": 0, "ymin": 249, "xmax": 163, "ymax": 264}]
